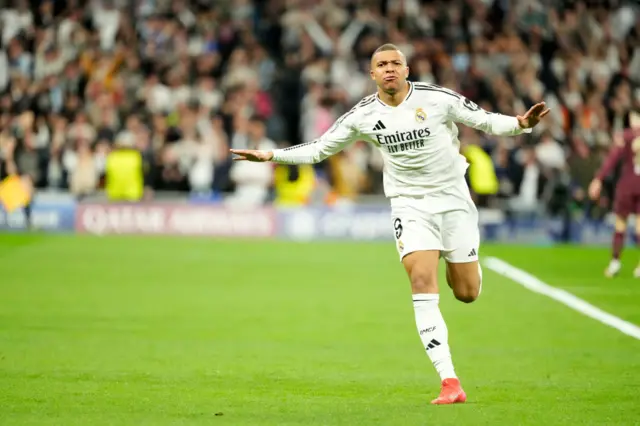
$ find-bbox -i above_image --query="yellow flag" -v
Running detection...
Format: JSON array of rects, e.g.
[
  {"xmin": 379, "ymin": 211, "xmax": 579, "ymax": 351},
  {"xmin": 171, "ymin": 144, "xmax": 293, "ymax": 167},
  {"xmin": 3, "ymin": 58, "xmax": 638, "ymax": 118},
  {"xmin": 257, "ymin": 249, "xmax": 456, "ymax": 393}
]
[{"xmin": 0, "ymin": 175, "xmax": 31, "ymax": 213}]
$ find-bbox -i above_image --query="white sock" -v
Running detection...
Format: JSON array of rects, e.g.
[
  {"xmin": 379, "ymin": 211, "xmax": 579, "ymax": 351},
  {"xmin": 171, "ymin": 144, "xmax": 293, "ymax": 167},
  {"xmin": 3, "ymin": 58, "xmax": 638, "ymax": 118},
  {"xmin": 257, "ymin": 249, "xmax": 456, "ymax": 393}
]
[{"xmin": 413, "ymin": 293, "xmax": 457, "ymax": 381}]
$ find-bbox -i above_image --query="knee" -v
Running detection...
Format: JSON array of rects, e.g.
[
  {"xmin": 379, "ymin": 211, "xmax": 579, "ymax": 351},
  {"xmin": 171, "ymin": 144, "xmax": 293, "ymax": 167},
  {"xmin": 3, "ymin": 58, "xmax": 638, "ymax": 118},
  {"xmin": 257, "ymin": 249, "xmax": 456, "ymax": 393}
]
[
  {"xmin": 615, "ymin": 216, "xmax": 627, "ymax": 233},
  {"xmin": 446, "ymin": 263, "xmax": 482, "ymax": 303},
  {"xmin": 454, "ymin": 289, "xmax": 478, "ymax": 303},
  {"xmin": 452, "ymin": 276, "xmax": 481, "ymax": 303},
  {"xmin": 410, "ymin": 270, "xmax": 438, "ymax": 294}
]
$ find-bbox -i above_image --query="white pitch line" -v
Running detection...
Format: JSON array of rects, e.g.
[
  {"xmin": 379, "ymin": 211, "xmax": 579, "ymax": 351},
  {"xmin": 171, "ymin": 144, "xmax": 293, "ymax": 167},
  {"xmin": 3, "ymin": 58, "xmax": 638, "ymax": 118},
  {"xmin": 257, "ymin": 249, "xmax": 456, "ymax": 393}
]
[{"xmin": 484, "ymin": 256, "xmax": 640, "ymax": 341}]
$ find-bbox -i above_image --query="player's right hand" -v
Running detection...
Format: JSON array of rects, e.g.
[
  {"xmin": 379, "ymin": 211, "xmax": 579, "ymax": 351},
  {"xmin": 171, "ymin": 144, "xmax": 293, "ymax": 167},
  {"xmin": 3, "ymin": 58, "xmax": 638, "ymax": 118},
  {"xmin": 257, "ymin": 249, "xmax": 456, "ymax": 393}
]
[
  {"xmin": 588, "ymin": 179, "xmax": 602, "ymax": 200},
  {"xmin": 229, "ymin": 149, "xmax": 274, "ymax": 162}
]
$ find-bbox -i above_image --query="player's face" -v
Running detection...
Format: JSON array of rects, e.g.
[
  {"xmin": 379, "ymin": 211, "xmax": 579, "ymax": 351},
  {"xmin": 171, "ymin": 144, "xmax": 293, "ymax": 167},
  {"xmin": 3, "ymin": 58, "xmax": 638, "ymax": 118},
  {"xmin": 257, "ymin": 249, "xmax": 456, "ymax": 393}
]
[{"xmin": 370, "ymin": 50, "xmax": 409, "ymax": 94}]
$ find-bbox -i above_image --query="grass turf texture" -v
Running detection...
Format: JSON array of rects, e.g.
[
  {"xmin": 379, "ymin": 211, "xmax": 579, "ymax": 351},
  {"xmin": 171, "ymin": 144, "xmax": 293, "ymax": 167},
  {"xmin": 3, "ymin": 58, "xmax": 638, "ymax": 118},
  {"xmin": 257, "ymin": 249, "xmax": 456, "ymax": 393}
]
[{"xmin": 1, "ymin": 235, "xmax": 639, "ymax": 425}]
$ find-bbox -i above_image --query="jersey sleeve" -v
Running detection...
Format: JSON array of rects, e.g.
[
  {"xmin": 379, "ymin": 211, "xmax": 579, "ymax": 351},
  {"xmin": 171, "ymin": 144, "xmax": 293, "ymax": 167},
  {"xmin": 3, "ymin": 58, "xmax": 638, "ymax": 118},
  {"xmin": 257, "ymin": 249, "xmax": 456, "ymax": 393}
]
[
  {"xmin": 445, "ymin": 93, "xmax": 532, "ymax": 136},
  {"xmin": 271, "ymin": 110, "xmax": 360, "ymax": 164}
]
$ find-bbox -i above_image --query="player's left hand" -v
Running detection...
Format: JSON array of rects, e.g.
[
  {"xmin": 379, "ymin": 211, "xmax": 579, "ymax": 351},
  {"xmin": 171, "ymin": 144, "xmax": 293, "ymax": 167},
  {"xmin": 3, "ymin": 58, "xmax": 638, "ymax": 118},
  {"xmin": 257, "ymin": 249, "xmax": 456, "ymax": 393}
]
[{"xmin": 517, "ymin": 102, "xmax": 551, "ymax": 129}]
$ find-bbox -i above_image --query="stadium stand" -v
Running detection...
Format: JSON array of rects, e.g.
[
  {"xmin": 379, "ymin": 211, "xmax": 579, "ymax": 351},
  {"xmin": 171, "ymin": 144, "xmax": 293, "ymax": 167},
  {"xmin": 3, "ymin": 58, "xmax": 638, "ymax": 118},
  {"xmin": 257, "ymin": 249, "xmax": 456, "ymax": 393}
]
[{"xmin": 0, "ymin": 0, "xmax": 638, "ymax": 219}]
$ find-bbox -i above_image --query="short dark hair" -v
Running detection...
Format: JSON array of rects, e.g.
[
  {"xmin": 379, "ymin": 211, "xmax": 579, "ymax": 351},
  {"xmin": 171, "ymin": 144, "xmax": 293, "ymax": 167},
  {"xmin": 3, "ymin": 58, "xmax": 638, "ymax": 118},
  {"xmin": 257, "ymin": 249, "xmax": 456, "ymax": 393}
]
[
  {"xmin": 249, "ymin": 114, "xmax": 266, "ymax": 125},
  {"xmin": 373, "ymin": 43, "xmax": 401, "ymax": 56}
]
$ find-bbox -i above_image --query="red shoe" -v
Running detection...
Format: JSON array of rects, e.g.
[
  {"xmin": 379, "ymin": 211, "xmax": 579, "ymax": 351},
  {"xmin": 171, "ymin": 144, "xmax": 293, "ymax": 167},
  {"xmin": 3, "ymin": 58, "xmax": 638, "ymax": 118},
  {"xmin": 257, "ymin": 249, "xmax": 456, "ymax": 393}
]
[{"xmin": 431, "ymin": 378, "xmax": 467, "ymax": 405}]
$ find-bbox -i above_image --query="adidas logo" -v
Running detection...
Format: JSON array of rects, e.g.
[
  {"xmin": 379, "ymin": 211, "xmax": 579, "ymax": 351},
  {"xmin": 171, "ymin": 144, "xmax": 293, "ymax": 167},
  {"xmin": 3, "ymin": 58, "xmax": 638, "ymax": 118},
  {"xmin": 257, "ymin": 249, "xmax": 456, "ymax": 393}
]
[
  {"xmin": 372, "ymin": 120, "xmax": 386, "ymax": 131},
  {"xmin": 468, "ymin": 248, "xmax": 477, "ymax": 257},
  {"xmin": 425, "ymin": 339, "xmax": 441, "ymax": 351}
]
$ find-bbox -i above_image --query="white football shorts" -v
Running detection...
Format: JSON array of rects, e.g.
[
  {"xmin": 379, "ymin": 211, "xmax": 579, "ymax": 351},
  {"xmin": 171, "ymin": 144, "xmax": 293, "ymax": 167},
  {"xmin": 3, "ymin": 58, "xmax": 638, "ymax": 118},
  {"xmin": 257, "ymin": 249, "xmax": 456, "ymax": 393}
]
[{"xmin": 390, "ymin": 179, "xmax": 480, "ymax": 263}]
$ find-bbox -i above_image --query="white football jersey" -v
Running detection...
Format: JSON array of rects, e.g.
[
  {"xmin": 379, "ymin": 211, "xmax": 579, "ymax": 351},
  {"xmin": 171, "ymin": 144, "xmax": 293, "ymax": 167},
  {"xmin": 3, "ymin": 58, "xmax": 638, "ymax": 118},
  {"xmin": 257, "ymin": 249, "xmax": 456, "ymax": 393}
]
[{"xmin": 271, "ymin": 82, "xmax": 532, "ymax": 198}]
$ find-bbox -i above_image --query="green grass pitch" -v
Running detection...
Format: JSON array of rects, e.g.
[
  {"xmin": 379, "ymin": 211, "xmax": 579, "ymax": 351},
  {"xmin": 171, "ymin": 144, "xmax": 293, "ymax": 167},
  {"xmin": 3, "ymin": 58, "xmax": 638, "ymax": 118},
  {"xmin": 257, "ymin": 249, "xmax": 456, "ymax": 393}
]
[{"xmin": 1, "ymin": 234, "xmax": 639, "ymax": 425}]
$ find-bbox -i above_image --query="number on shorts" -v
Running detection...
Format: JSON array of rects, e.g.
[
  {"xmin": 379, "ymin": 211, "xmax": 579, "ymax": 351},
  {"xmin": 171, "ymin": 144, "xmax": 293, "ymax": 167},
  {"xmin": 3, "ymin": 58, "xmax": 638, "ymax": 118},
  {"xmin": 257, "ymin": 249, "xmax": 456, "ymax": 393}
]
[{"xmin": 393, "ymin": 218, "xmax": 403, "ymax": 239}]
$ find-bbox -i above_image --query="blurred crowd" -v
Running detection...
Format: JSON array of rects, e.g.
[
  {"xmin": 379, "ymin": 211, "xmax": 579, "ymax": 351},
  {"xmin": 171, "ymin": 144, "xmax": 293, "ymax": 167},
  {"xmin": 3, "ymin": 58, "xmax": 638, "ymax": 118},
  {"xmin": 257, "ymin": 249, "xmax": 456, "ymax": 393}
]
[{"xmin": 0, "ymin": 0, "xmax": 638, "ymax": 213}]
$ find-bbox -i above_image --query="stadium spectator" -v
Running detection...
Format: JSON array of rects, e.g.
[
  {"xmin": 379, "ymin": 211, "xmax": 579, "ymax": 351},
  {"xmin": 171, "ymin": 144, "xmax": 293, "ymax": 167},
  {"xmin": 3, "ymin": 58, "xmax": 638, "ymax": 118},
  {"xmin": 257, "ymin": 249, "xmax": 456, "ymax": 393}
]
[
  {"xmin": 273, "ymin": 163, "xmax": 316, "ymax": 206},
  {"xmin": 0, "ymin": 0, "xmax": 637, "ymax": 217},
  {"xmin": 104, "ymin": 135, "xmax": 145, "ymax": 202},
  {"xmin": 226, "ymin": 115, "xmax": 276, "ymax": 207}
]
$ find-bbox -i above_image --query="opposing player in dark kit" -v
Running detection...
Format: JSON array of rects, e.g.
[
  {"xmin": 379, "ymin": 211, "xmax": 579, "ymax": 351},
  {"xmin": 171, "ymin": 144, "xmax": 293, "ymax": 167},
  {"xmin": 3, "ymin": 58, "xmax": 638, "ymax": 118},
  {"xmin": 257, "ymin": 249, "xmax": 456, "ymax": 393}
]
[{"xmin": 589, "ymin": 109, "xmax": 640, "ymax": 277}]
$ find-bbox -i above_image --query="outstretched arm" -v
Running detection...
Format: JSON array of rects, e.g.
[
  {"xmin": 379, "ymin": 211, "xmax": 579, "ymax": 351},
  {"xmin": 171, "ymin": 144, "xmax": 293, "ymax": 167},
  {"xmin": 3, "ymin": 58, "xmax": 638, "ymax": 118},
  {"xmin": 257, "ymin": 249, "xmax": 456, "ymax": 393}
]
[
  {"xmin": 230, "ymin": 110, "xmax": 360, "ymax": 164},
  {"xmin": 445, "ymin": 89, "xmax": 550, "ymax": 135}
]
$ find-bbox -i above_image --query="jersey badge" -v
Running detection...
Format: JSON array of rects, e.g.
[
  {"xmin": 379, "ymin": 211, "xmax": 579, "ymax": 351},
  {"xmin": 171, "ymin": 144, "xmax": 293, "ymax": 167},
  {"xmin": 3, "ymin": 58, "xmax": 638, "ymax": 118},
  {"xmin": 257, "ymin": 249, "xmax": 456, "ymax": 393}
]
[{"xmin": 415, "ymin": 108, "xmax": 427, "ymax": 123}]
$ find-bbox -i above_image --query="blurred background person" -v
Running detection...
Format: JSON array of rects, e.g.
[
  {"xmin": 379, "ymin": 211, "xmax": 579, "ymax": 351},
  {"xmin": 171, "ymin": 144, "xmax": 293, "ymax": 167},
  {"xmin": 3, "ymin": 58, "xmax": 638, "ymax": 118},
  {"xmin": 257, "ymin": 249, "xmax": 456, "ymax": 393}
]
[
  {"xmin": 104, "ymin": 135, "xmax": 145, "ymax": 202},
  {"xmin": 0, "ymin": 0, "xmax": 635, "ymax": 233},
  {"xmin": 273, "ymin": 163, "xmax": 316, "ymax": 207},
  {"xmin": 225, "ymin": 115, "xmax": 276, "ymax": 207}
]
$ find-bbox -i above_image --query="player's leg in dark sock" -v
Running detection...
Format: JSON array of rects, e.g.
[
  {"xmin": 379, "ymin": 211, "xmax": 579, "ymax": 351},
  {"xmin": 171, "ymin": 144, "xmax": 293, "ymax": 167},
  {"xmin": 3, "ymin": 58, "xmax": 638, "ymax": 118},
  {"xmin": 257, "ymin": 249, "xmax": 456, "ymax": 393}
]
[
  {"xmin": 613, "ymin": 215, "xmax": 628, "ymax": 260},
  {"xmin": 612, "ymin": 230, "xmax": 624, "ymax": 260},
  {"xmin": 24, "ymin": 201, "xmax": 32, "ymax": 229},
  {"xmin": 22, "ymin": 175, "xmax": 35, "ymax": 230},
  {"xmin": 606, "ymin": 215, "xmax": 627, "ymax": 277},
  {"xmin": 635, "ymin": 214, "xmax": 640, "ymax": 278}
]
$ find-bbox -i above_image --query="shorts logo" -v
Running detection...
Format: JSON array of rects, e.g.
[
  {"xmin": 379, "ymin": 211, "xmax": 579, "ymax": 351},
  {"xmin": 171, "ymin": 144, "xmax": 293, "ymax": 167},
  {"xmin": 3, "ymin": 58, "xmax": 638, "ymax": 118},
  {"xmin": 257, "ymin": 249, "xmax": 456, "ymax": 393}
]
[
  {"xmin": 397, "ymin": 239, "xmax": 404, "ymax": 252},
  {"xmin": 468, "ymin": 248, "xmax": 477, "ymax": 257},
  {"xmin": 415, "ymin": 108, "xmax": 427, "ymax": 123}
]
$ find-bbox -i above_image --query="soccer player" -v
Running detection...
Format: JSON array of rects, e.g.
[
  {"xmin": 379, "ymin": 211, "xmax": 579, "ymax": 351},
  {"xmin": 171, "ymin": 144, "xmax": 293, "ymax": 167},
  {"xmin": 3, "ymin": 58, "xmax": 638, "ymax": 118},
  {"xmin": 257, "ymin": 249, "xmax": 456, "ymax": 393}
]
[
  {"xmin": 231, "ymin": 44, "xmax": 550, "ymax": 404},
  {"xmin": 588, "ymin": 109, "xmax": 640, "ymax": 278}
]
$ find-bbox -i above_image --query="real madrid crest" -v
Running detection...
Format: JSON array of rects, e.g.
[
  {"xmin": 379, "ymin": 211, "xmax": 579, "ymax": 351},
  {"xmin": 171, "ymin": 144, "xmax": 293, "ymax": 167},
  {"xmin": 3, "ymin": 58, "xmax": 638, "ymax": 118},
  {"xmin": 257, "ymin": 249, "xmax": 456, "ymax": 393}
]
[{"xmin": 415, "ymin": 108, "xmax": 427, "ymax": 123}]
